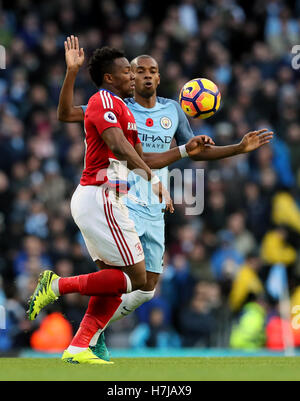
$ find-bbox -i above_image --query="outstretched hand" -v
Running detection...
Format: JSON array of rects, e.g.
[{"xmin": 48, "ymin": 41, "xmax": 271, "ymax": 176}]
[
  {"xmin": 239, "ymin": 129, "xmax": 274, "ymax": 153},
  {"xmin": 65, "ymin": 35, "xmax": 85, "ymax": 72},
  {"xmin": 185, "ymin": 135, "xmax": 215, "ymax": 158}
]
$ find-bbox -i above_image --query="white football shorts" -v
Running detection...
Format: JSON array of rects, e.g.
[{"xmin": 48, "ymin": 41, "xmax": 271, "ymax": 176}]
[{"xmin": 70, "ymin": 184, "xmax": 145, "ymax": 266}]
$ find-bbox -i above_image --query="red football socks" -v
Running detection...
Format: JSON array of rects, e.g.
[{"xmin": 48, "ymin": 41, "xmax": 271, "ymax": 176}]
[
  {"xmin": 58, "ymin": 268, "xmax": 128, "ymax": 296},
  {"xmin": 59, "ymin": 269, "xmax": 130, "ymax": 349},
  {"xmin": 70, "ymin": 313, "xmax": 99, "ymax": 348},
  {"xmin": 70, "ymin": 295, "xmax": 122, "ymax": 348}
]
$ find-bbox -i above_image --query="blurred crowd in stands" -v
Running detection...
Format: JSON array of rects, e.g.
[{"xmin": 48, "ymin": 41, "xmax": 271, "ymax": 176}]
[{"xmin": 1, "ymin": 0, "xmax": 300, "ymax": 353}]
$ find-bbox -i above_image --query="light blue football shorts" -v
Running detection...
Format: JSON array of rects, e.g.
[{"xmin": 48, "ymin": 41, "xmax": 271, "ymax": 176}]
[{"xmin": 128, "ymin": 210, "xmax": 165, "ymax": 274}]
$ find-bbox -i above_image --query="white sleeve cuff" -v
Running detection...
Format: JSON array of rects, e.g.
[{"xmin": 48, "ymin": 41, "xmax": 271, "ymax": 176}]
[{"xmin": 179, "ymin": 144, "xmax": 188, "ymax": 158}]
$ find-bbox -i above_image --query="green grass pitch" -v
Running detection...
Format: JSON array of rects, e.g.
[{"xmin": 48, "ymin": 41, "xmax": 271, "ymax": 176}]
[{"xmin": 1, "ymin": 357, "xmax": 300, "ymax": 381}]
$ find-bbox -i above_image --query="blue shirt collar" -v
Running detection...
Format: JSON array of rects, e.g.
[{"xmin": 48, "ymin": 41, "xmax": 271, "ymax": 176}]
[
  {"xmin": 99, "ymin": 88, "xmax": 117, "ymax": 97},
  {"xmin": 99, "ymin": 89, "xmax": 125, "ymax": 104}
]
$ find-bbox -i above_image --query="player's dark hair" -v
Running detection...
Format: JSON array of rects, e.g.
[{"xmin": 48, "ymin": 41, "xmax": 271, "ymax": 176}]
[
  {"xmin": 131, "ymin": 55, "xmax": 158, "ymax": 68},
  {"xmin": 88, "ymin": 47, "xmax": 125, "ymax": 88}
]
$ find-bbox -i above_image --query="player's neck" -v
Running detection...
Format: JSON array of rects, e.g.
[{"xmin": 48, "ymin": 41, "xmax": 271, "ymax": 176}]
[{"xmin": 134, "ymin": 93, "xmax": 157, "ymax": 109}]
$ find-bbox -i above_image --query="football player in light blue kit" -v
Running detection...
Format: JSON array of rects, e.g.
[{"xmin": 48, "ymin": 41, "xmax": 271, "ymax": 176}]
[
  {"xmin": 57, "ymin": 36, "xmax": 274, "ymax": 360},
  {"xmin": 79, "ymin": 55, "xmax": 203, "ymax": 358}
]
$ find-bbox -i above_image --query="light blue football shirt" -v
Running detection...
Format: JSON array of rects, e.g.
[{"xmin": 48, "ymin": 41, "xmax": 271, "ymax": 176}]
[
  {"xmin": 124, "ymin": 97, "xmax": 194, "ymax": 219},
  {"xmin": 81, "ymin": 96, "xmax": 194, "ymax": 220}
]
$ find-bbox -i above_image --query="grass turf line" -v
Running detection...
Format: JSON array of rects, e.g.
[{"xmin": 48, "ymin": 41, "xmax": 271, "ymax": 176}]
[{"xmin": 1, "ymin": 357, "xmax": 300, "ymax": 381}]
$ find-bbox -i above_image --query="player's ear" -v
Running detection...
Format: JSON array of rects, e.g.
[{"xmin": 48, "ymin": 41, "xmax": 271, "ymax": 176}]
[
  {"xmin": 103, "ymin": 73, "xmax": 113, "ymax": 85},
  {"xmin": 157, "ymin": 73, "xmax": 161, "ymax": 87}
]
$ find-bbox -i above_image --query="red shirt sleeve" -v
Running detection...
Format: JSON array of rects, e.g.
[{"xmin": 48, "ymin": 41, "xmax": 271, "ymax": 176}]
[
  {"xmin": 134, "ymin": 132, "xmax": 141, "ymax": 145},
  {"xmin": 87, "ymin": 92, "xmax": 122, "ymax": 136}
]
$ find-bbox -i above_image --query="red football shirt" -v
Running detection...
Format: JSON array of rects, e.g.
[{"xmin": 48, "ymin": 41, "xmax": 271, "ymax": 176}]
[{"xmin": 80, "ymin": 89, "xmax": 141, "ymax": 187}]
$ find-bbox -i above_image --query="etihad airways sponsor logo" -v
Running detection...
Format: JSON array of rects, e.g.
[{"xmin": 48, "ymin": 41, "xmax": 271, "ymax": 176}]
[{"xmin": 138, "ymin": 133, "xmax": 172, "ymax": 144}]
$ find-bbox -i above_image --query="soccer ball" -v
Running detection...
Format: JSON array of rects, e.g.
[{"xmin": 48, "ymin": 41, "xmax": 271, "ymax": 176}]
[{"xmin": 179, "ymin": 78, "xmax": 221, "ymax": 119}]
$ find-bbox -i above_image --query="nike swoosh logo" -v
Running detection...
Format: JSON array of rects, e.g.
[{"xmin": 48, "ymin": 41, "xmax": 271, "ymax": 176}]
[
  {"xmin": 123, "ymin": 306, "xmax": 132, "ymax": 312},
  {"xmin": 64, "ymin": 358, "xmax": 79, "ymax": 364}
]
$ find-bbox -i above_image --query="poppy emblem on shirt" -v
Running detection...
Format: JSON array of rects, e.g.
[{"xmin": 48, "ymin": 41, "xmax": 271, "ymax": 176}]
[
  {"xmin": 160, "ymin": 117, "xmax": 172, "ymax": 129},
  {"xmin": 146, "ymin": 118, "xmax": 154, "ymax": 127}
]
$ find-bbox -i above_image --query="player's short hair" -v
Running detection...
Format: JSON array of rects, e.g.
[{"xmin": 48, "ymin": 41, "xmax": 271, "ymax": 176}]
[
  {"xmin": 131, "ymin": 55, "xmax": 157, "ymax": 69},
  {"xmin": 88, "ymin": 47, "xmax": 125, "ymax": 88}
]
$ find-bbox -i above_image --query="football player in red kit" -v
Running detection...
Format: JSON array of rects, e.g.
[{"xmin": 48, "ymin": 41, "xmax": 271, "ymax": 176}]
[{"xmin": 27, "ymin": 47, "xmax": 207, "ymax": 364}]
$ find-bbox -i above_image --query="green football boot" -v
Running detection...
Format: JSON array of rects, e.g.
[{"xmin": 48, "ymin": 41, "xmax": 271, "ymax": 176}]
[
  {"xmin": 90, "ymin": 332, "xmax": 111, "ymax": 362},
  {"xmin": 27, "ymin": 270, "xmax": 60, "ymax": 321},
  {"xmin": 62, "ymin": 348, "xmax": 114, "ymax": 365}
]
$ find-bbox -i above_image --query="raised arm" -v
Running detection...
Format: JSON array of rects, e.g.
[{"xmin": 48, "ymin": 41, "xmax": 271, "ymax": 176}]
[
  {"xmin": 187, "ymin": 129, "xmax": 274, "ymax": 161},
  {"xmin": 57, "ymin": 35, "xmax": 85, "ymax": 122}
]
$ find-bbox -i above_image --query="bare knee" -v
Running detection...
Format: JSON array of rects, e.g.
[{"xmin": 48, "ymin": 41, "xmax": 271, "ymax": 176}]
[
  {"xmin": 122, "ymin": 260, "xmax": 147, "ymax": 291},
  {"xmin": 141, "ymin": 271, "xmax": 160, "ymax": 291},
  {"xmin": 131, "ymin": 272, "xmax": 147, "ymax": 291}
]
